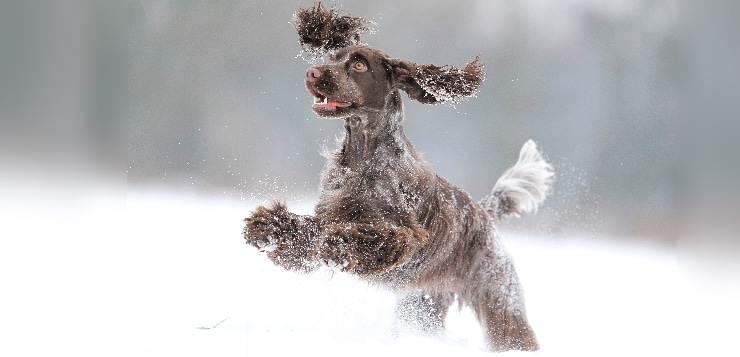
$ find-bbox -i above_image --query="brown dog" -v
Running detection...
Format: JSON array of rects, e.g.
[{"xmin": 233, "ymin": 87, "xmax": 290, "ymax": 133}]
[{"xmin": 243, "ymin": 3, "xmax": 552, "ymax": 352}]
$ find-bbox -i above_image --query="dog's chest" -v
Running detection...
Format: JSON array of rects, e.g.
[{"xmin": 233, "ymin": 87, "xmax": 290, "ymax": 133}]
[{"xmin": 321, "ymin": 159, "xmax": 420, "ymax": 209}]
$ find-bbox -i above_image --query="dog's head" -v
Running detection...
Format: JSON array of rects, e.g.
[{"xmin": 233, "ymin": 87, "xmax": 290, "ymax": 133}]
[{"xmin": 296, "ymin": 3, "xmax": 484, "ymax": 118}]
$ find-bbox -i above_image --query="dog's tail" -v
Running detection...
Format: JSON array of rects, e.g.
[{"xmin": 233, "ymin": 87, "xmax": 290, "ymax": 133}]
[{"xmin": 480, "ymin": 140, "xmax": 554, "ymax": 221}]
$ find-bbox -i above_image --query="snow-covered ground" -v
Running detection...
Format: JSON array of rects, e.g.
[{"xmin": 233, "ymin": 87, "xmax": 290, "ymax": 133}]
[{"xmin": 0, "ymin": 186, "xmax": 682, "ymax": 356}]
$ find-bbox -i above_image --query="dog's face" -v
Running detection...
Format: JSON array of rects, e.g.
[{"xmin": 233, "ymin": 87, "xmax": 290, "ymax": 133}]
[
  {"xmin": 304, "ymin": 45, "xmax": 485, "ymax": 119},
  {"xmin": 305, "ymin": 46, "xmax": 394, "ymax": 118},
  {"xmin": 297, "ymin": 3, "xmax": 483, "ymax": 119}
]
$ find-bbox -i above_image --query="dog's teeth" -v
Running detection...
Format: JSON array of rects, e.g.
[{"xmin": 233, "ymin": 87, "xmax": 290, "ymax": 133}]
[{"xmin": 323, "ymin": 97, "xmax": 328, "ymax": 104}]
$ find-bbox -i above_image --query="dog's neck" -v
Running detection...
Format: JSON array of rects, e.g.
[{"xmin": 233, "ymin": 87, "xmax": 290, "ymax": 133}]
[{"xmin": 338, "ymin": 90, "xmax": 417, "ymax": 169}]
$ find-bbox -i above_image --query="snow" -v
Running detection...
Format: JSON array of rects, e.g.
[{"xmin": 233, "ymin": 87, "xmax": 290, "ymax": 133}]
[{"xmin": 0, "ymin": 186, "xmax": 685, "ymax": 356}]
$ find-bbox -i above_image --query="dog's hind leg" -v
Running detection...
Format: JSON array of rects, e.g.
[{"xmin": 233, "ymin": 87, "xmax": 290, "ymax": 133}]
[
  {"xmin": 468, "ymin": 243, "xmax": 539, "ymax": 352},
  {"xmin": 394, "ymin": 292, "xmax": 454, "ymax": 337}
]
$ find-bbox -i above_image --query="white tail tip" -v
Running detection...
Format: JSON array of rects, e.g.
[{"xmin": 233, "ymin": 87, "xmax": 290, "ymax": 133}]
[{"xmin": 482, "ymin": 140, "xmax": 554, "ymax": 220}]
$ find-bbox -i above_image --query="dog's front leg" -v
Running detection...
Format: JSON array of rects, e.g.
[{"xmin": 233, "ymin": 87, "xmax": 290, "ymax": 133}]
[
  {"xmin": 319, "ymin": 221, "xmax": 427, "ymax": 276},
  {"xmin": 243, "ymin": 201, "xmax": 321, "ymax": 273}
]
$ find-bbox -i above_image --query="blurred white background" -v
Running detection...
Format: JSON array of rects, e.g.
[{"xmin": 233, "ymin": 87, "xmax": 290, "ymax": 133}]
[{"xmin": 1, "ymin": 0, "xmax": 739, "ymax": 355}]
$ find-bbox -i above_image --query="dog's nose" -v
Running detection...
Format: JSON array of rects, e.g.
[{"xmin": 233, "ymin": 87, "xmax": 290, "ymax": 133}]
[{"xmin": 306, "ymin": 67, "xmax": 322, "ymax": 82}]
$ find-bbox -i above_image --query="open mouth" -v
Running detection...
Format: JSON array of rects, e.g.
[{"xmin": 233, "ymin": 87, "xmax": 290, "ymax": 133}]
[
  {"xmin": 312, "ymin": 96, "xmax": 353, "ymax": 111},
  {"xmin": 307, "ymin": 85, "xmax": 352, "ymax": 112}
]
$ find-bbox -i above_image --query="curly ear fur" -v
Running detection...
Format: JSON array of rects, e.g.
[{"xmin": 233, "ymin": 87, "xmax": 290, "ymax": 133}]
[
  {"xmin": 294, "ymin": 2, "xmax": 372, "ymax": 60},
  {"xmin": 391, "ymin": 56, "xmax": 485, "ymax": 105},
  {"xmin": 294, "ymin": 3, "xmax": 484, "ymax": 104}
]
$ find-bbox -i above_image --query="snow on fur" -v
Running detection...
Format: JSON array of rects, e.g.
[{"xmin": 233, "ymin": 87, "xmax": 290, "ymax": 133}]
[
  {"xmin": 294, "ymin": 2, "xmax": 372, "ymax": 61},
  {"xmin": 414, "ymin": 56, "xmax": 484, "ymax": 104}
]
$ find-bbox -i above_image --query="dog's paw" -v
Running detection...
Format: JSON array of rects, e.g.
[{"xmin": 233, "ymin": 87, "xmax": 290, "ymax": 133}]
[
  {"xmin": 243, "ymin": 223, "xmax": 278, "ymax": 253},
  {"xmin": 243, "ymin": 223, "xmax": 278, "ymax": 252},
  {"xmin": 243, "ymin": 203, "xmax": 290, "ymax": 252},
  {"xmin": 243, "ymin": 203, "xmax": 322, "ymax": 273},
  {"xmin": 319, "ymin": 234, "xmax": 356, "ymax": 271}
]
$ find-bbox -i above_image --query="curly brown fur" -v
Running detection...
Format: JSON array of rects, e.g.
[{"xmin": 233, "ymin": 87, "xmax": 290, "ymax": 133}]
[
  {"xmin": 243, "ymin": 201, "xmax": 321, "ymax": 273},
  {"xmin": 320, "ymin": 219, "xmax": 428, "ymax": 276},
  {"xmin": 244, "ymin": 5, "xmax": 553, "ymax": 353},
  {"xmin": 414, "ymin": 56, "xmax": 485, "ymax": 104},
  {"xmin": 294, "ymin": 2, "xmax": 371, "ymax": 59},
  {"xmin": 388, "ymin": 56, "xmax": 484, "ymax": 104}
]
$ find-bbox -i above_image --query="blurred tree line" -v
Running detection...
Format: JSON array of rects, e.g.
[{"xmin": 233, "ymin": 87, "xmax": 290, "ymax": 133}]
[{"xmin": 127, "ymin": 0, "xmax": 676, "ymax": 243}]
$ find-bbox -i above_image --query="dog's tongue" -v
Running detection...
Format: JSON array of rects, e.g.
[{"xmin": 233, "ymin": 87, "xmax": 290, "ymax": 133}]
[{"xmin": 313, "ymin": 98, "xmax": 352, "ymax": 111}]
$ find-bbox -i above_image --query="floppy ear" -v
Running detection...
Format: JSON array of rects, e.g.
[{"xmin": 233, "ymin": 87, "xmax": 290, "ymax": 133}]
[
  {"xmin": 294, "ymin": 2, "xmax": 372, "ymax": 60},
  {"xmin": 389, "ymin": 56, "xmax": 485, "ymax": 105}
]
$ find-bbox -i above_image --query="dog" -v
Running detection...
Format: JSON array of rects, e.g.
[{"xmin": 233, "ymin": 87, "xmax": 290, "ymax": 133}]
[{"xmin": 243, "ymin": 3, "xmax": 552, "ymax": 352}]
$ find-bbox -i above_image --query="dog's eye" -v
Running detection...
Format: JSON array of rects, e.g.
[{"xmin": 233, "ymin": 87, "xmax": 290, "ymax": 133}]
[{"xmin": 352, "ymin": 61, "xmax": 368, "ymax": 72}]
